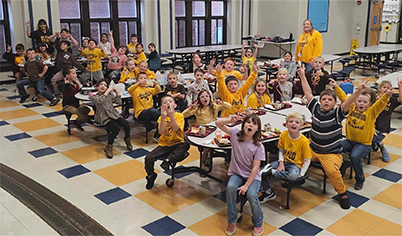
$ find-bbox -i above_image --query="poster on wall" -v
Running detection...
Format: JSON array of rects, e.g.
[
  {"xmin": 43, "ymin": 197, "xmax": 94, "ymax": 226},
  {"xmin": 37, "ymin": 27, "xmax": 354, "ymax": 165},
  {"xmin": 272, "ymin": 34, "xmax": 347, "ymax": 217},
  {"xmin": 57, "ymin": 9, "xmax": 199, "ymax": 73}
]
[
  {"xmin": 307, "ymin": 0, "xmax": 330, "ymax": 32},
  {"xmin": 382, "ymin": 0, "xmax": 400, "ymax": 23}
]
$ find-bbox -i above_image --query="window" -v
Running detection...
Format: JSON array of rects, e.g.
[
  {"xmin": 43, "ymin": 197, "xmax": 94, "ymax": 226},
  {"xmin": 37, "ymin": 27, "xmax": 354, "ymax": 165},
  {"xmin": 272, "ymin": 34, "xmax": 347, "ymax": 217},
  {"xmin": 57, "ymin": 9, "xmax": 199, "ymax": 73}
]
[
  {"xmin": 0, "ymin": 0, "xmax": 10, "ymax": 62},
  {"xmin": 175, "ymin": 0, "xmax": 227, "ymax": 48},
  {"xmin": 58, "ymin": 0, "xmax": 141, "ymax": 55}
]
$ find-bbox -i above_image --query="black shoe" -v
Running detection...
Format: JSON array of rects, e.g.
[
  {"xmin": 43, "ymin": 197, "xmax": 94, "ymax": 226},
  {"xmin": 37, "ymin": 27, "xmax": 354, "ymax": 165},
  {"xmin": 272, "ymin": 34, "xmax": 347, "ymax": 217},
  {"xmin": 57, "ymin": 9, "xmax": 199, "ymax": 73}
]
[
  {"xmin": 160, "ymin": 160, "xmax": 171, "ymax": 172},
  {"xmin": 260, "ymin": 164, "xmax": 272, "ymax": 179},
  {"xmin": 72, "ymin": 120, "xmax": 84, "ymax": 131},
  {"xmin": 49, "ymin": 98, "xmax": 60, "ymax": 106},
  {"xmin": 19, "ymin": 95, "xmax": 29, "ymax": 103},
  {"xmin": 354, "ymin": 182, "xmax": 363, "ymax": 190},
  {"xmin": 339, "ymin": 193, "xmax": 351, "ymax": 209},
  {"xmin": 258, "ymin": 189, "xmax": 276, "ymax": 203},
  {"xmin": 146, "ymin": 173, "xmax": 157, "ymax": 190},
  {"xmin": 32, "ymin": 95, "xmax": 38, "ymax": 102}
]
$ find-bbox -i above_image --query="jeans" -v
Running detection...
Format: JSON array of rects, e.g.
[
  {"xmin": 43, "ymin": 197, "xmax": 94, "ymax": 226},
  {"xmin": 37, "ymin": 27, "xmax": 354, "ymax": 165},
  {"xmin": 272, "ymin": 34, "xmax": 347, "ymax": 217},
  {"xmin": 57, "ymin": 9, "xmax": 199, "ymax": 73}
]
[
  {"xmin": 372, "ymin": 130, "xmax": 385, "ymax": 144},
  {"xmin": 138, "ymin": 108, "xmax": 161, "ymax": 122},
  {"xmin": 17, "ymin": 79, "xmax": 54, "ymax": 101},
  {"xmin": 342, "ymin": 139, "xmax": 371, "ymax": 183},
  {"xmin": 226, "ymin": 174, "xmax": 263, "ymax": 227},
  {"xmin": 271, "ymin": 161, "xmax": 301, "ymax": 181}
]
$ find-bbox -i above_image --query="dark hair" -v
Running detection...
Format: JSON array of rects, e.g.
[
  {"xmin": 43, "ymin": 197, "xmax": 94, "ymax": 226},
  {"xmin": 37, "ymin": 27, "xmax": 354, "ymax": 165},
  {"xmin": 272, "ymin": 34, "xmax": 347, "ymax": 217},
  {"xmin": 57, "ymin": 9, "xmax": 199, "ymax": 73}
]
[
  {"xmin": 196, "ymin": 90, "xmax": 214, "ymax": 115},
  {"xmin": 130, "ymin": 34, "xmax": 138, "ymax": 39},
  {"xmin": 237, "ymin": 113, "xmax": 262, "ymax": 146},
  {"xmin": 26, "ymin": 48, "xmax": 35, "ymax": 53},
  {"xmin": 95, "ymin": 79, "xmax": 109, "ymax": 88},
  {"xmin": 60, "ymin": 40, "xmax": 71, "ymax": 47},
  {"xmin": 225, "ymin": 76, "xmax": 238, "ymax": 86},
  {"xmin": 137, "ymin": 72, "xmax": 148, "ymax": 78},
  {"xmin": 136, "ymin": 43, "xmax": 143, "ymax": 48},
  {"xmin": 148, "ymin": 43, "xmax": 156, "ymax": 48},
  {"xmin": 62, "ymin": 67, "xmax": 75, "ymax": 77},
  {"xmin": 320, "ymin": 89, "xmax": 336, "ymax": 100},
  {"xmin": 101, "ymin": 33, "xmax": 108, "ymax": 38},
  {"xmin": 283, "ymin": 51, "xmax": 292, "ymax": 58},
  {"xmin": 193, "ymin": 51, "xmax": 202, "ymax": 60},
  {"xmin": 194, "ymin": 68, "xmax": 204, "ymax": 75},
  {"xmin": 15, "ymin": 44, "xmax": 25, "ymax": 51},
  {"xmin": 38, "ymin": 42, "xmax": 46, "ymax": 48},
  {"xmin": 161, "ymin": 95, "xmax": 176, "ymax": 104},
  {"xmin": 89, "ymin": 39, "xmax": 97, "ymax": 45},
  {"xmin": 36, "ymin": 19, "xmax": 49, "ymax": 32},
  {"xmin": 60, "ymin": 28, "xmax": 69, "ymax": 34}
]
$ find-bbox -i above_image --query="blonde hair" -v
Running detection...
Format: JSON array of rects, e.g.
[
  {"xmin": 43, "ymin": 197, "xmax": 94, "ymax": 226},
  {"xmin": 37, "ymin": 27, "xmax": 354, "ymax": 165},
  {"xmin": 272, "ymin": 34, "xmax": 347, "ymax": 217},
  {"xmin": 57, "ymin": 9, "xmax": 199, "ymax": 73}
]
[
  {"xmin": 378, "ymin": 80, "xmax": 392, "ymax": 89},
  {"xmin": 167, "ymin": 72, "xmax": 178, "ymax": 79},
  {"xmin": 314, "ymin": 56, "xmax": 324, "ymax": 63},
  {"xmin": 277, "ymin": 67, "xmax": 289, "ymax": 77},
  {"xmin": 252, "ymin": 78, "xmax": 269, "ymax": 105},
  {"xmin": 286, "ymin": 112, "xmax": 304, "ymax": 124},
  {"xmin": 138, "ymin": 61, "xmax": 148, "ymax": 67},
  {"xmin": 303, "ymin": 19, "xmax": 315, "ymax": 34}
]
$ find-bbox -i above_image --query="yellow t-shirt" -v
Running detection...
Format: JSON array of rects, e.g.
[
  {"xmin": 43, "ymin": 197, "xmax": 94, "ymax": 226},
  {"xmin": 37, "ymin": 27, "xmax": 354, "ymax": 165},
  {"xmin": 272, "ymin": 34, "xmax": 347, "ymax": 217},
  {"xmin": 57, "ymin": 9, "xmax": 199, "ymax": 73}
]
[
  {"xmin": 217, "ymin": 71, "xmax": 257, "ymax": 117},
  {"xmin": 134, "ymin": 52, "xmax": 147, "ymax": 65},
  {"xmin": 213, "ymin": 69, "xmax": 244, "ymax": 81},
  {"xmin": 80, "ymin": 48, "xmax": 107, "ymax": 72},
  {"xmin": 278, "ymin": 130, "xmax": 311, "ymax": 168},
  {"xmin": 127, "ymin": 83, "xmax": 161, "ymax": 118},
  {"xmin": 158, "ymin": 112, "xmax": 184, "ymax": 146},
  {"xmin": 247, "ymin": 93, "xmax": 271, "ymax": 109},
  {"xmin": 127, "ymin": 42, "xmax": 137, "ymax": 53},
  {"xmin": 335, "ymin": 86, "xmax": 391, "ymax": 145},
  {"xmin": 119, "ymin": 68, "xmax": 136, "ymax": 83},
  {"xmin": 295, "ymin": 31, "xmax": 323, "ymax": 64},
  {"xmin": 134, "ymin": 67, "xmax": 156, "ymax": 79},
  {"xmin": 242, "ymin": 56, "xmax": 256, "ymax": 71},
  {"xmin": 182, "ymin": 102, "xmax": 232, "ymax": 125}
]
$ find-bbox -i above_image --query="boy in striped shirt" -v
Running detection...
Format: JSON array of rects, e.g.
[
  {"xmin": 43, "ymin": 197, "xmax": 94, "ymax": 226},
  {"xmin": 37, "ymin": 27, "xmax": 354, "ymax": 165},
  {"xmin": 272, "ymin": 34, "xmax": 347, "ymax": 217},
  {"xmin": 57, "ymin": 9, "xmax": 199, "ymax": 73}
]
[{"xmin": 298, "ymin": 64, "xmax": 366, "ymax": 209}]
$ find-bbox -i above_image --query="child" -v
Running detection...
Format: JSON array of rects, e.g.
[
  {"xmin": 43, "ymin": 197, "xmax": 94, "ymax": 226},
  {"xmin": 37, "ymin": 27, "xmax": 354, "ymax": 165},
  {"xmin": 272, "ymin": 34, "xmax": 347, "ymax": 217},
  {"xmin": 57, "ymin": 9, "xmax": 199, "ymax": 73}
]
[
  {"xmin": 216, "ymin": 113, "xmax": 265, "ymax": 236},
  {"xmin": 58, "ymin": 67, "xmax": 90, "ymax": 131},
  {"xmin": 247, "ymin": 78, "xmax": 271, "ymax": 109},
  {"xmin": 119, "ymin": 58, "xmax": 136, "ymax": 83},
  {"xmin": 164, "ymin": 72, "xmax": 187, "ymax": 112},
  {"xmin": 280, "ymin": 51, "xmax": 297, "ymax": 81},
  {"xmin": 51, "ymin": 29, "xmax": 79, "ymax": 52},
  {"xmin": 91, "ymin": 79, "xmax": 132, "ymax": 158},
  {"xmin": 333, "ymin": 79, "xmax": 392, "ymax": 190},
  {"xmin": 259, "ymin": 112, "xmax": 311, "ymax": 203},
  {"xmin": 268, "ymin": 68, "xmax": 303, "ymax": 102},
  {"xmin": 144, "ymin": 95, "xmax": 190, "ymax": 189},
  {"xmin": 107, "ymin": 30, "xmax": 128, "ymax": 83},
  {"xmin": 99, "ymin": 33, "xmax": 112, "ymax": 56},
  {"xmin": 298, "ymin": 64, "xmax": 364, "ymax": 209},
  {"xmin": 35, "ymin": 43, "xmax": 52, "ymax": 62},
  {"xmin": 134, "ymin": 61, "xmax": 156, "ymax": 80},
  {"xmin": 186, "ymin": 68, "xmax": 211, "ymax": 105},
  {"xmin": 51, "ymin": 40, "xmax": 87, "ymax": 94},
  {"xmin": 186, "ymin": 51, "xmax": 206, "ymax": 73},
  {"xmin": 127, "ymin": 33, "xmax": 138, "ymax": 55},
  {"xmin": 373, "ymin": 79, "xmax": 402, "ymax": 162},
  {"xmin": 216, "ymin": 63, "xmax": 258, "ymax": 117},
  {"xmin": 134, "ymin": 43, "xmax": 146, "ymax": 65},
  {"xmin": 306, "ymin": 56, "xmax": 329, "ymax": 96},
  {"xmin": 209, "ymin": 57, "xmax": 246, "ymax": 81},
  {"xmin": 3, "ymin": 44, "xmax": 27, "ymax": 83},
  {"xmin": 242, "ymin": 43, "xmax": 258, "ymax": 71},
  {"xmin": 147, "ymin": 43, "xmax": 161, "ymax": 72},
  {"xmin": 17, "ymin": 48, "xmax": 59, "ymax": 106},
  {"xmin": 80, "ymin": 37, "xmax": 90, "ymax": 52},
  {"xmin": 80, "ymin": 39, "xmax": 107, "ymax": 85}
]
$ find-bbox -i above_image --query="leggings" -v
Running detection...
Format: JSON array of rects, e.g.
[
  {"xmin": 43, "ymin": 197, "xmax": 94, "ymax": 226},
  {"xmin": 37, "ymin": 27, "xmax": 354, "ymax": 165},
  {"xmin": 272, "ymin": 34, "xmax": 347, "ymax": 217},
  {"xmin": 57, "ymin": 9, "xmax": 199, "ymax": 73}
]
[{"xmin": 106, "ymin": 117, "xmax": 130, "ymax": 145}]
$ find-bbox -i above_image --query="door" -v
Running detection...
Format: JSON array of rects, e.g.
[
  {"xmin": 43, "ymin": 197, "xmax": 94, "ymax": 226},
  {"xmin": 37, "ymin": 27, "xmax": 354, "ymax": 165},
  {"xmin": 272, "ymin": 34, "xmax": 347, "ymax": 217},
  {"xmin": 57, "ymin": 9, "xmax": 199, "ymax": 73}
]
[{"xmin": 368, "ymin": 0, "xmax": 384, "ymax": 46}]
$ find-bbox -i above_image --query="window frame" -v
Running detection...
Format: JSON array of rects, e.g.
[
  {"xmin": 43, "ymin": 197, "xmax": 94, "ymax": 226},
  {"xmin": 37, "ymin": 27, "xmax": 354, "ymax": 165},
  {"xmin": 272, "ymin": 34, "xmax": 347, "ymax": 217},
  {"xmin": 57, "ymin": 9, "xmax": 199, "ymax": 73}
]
[{"xmin": 0, "ymin": 0, "xmax": 11, "ymax": 65}]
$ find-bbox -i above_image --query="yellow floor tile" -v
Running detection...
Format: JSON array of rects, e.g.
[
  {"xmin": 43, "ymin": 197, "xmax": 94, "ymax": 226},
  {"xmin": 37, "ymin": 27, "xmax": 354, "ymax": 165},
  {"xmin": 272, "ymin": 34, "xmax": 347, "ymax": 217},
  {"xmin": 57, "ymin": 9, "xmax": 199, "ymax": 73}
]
[
  {"xmin": 0, "ymin": 108, "xmax": 39, "ymax": 120},
  {"xmin": 62, "ymin": 143, "xmax": 120, "ymax": 164},
  {"xmin": 373, "ymin": 184, "xmax": 402, "ymax": 210},
  {"xmin": 47, "ymin": 103, "xmax": 63, "ymax": 111},
  {"xmin": 326, "ymin": 218, "xmax": 370, "ymax": 236},
  {"xmin": 13, "ymin": 118, "xmax": 61, "ymax": 132},
  {"xmin": 34, "ymin": 130, "xmax": 84, "ymax": 146},
  {"xmin": 135, "ymin": 180, "xmax": 210, "ymax": 215},
  {"xmin": 367, "ymin": 219, "xmax": 402, "ymax": 235},
  {"xmin": 188, "ymin": 209, "xmax": 276, "ymax": 236},
  {"xmin": 0, "ymin": 100, "xmax": 19, "ymax": 108},
  {"xmin": 179, "ymin": 146, "xmax": 200, "ymax": 165},
  {"xmin": 341, "ymin": 209, "xmax": 385, "ymax": 231},
  {"xmin": 370, "ymin": 152, "xmax": 400, "ymax": 168},
  {"xmin": 0, "ymin": 94, "xmax": 3, "ymax": 98},
  {"xmin": 383, "ymin": 133, "xmax": 402, "ymax": 149},
  {"xmin": 130, "ymin": 131, "xmax": 156, "ymax": 147}
]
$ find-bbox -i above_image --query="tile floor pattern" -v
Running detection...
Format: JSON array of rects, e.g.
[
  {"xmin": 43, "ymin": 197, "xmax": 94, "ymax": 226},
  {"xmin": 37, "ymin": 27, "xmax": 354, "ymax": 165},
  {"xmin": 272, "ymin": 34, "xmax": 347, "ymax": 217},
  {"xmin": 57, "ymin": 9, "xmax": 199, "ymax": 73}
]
[{"xmin": 1, "ymin": 66, "xmax": 402, "ymax": 235}]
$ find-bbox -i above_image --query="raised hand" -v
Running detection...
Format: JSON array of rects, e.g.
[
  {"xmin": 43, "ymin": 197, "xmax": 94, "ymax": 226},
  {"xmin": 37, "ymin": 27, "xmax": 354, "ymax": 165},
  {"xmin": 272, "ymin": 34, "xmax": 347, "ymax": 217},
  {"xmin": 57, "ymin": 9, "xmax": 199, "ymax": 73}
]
[
  {"xmin": 253, "ymin": 63, "xmax": 260, "ymax": 72},
  {"xmin": 329, "ymin": 78, "xmax": 337, "ymax": 88},
  {"xmin": 297, "ymin": 63, "xmax": 306, "ymax": 78},
  {"xmin": 398, "ymin": 77, "xmax": 402, "ymax": 88},
  {"xmin": 109, "ymin": 30, "xmax": 113, "ymax": 37},
  {"xmin": 215, "ymin": 63, "xmax": 223, "ymax": 74},
  {"xmin": 210, "ymin": 58, "xmax": 216, "ymax": 66},
  {"xmin": 358, "ymin": 78, "xmax": 369, "ymax": 92},
  {"xmin": 6, "ymin": 45, "xmax": 11, "ymax": 53},
  {"xmin": 253, "ymin": 44, "xmax": 258, "ymax": 49}
]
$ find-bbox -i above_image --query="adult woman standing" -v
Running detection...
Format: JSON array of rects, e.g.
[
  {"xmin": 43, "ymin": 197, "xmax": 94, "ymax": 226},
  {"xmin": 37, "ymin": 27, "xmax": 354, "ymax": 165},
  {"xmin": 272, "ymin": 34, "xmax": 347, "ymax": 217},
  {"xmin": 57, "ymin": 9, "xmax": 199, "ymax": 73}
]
[
  {"xmin": 295, "ymin": 19, "xmax": 322, "ymax": 72},
  {"xmin": 26, "ymin": 19, "xmax": 54, "ymax": 54}
]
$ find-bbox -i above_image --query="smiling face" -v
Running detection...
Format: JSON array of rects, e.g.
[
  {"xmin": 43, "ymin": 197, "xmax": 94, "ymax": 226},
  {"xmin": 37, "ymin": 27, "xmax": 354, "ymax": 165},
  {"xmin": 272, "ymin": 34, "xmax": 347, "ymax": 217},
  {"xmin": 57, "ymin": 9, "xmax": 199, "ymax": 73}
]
[
  {"xmin": 60, "ymin": 42, "xmax": 68, "ymax": 51},
  {"xmin": 303, "ymin": 20, "xmax": 313, "ymax": 33},
  {"xmin": 379, "ymin": 82, "xmax": 392, "ymax": 95},
  {"xmin": 167, "ymin": 74, "xmax": 178, "ymax": 87},
  {"xmin": 148, "ymin": 44, "xmax": 155, "ymax": 52},
  {"xmin": 224, "ymin": 60, "xmax": 235, "ymax": 72},
  {"xmin": 138, "ymin": 62, "xmax": 147, "ymax": 72},
  {"xmin": 66, "ymin": 68, "xmax": 77, "ymax": 80},
  {"xmin": 255, "ymin": 81, "xmax": 267, "ymax": 95},
  {"xmin": 277, "ymin": 70, "xmax": 288, "ymax": 83},
  {"xmin": 198, "ymin": 91, "xmax": 210, "ymax": 107},
  {"xmin": 27, "ymin": 50, "xmax": 36, "ymax": 60},
  {"xmin": 101, "ymin": 34, "xmax": 108, "ymax": 43},
  {"xmin": 312, "ymin": 58, "xmax": 324, "ymax": 71},
  {"xmin": 286, "ymin": 117, "xmax": 303, "ymax": 133},
  {"xmin": 319, "ymin": 94, "xmax": 336, "ymax": 111},
  {"xmin": 227, "ymin": 80, "xmax": 238, "ymax": 93},
  {"xmin": 96, "ymin": 81, "xmax": 108, "ymax": 94},
  {"xmin": 130, "ymin": 36, "xmax": 138, "ymax": 44},
  {"xmin": 284, "ymin": 53, "xmax": 292, "ymax": 62},
  {"xmin": 39, "ymin": 45, "xmax": 47, "ymax": 52},
  {"xmin": 245, "ymin": 48, "xmax": 253, "ymax": 58},
  {"xmin": 16, "ymin": 49, "xmax": 24, "ymax": 56},
  {"xmin": 137, "ymin": 74, "xmax": 148, "ymax": 87},
  {"xmin": 61, "ymin": 31, "xmax": 69, "ymax": 39},
  {"xmin": 127, "ymin": 60, "xmax": 135, "ymax": 71},
  {"xmin": 118, "ymin": 46, "xmax": 127, "ymax": 55},
  {"xmin": 38, "ymin": 21, "xmax": 47, "ymax": 31},
  {"xmin": 82, "ymin": 39, "xmax": 89, "ymax": 48},
  {"xmin": 355, "ymin": 94, "xmax": 371, "ymax": 112}
]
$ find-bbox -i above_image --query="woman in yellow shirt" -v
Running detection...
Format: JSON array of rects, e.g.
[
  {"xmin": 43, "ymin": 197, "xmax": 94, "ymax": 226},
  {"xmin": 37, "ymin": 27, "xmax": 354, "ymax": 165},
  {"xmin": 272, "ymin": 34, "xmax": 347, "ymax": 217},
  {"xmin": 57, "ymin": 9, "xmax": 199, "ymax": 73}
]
[
  {"xmin": 295, "ymin": 19, "xmax": 323, "ymax": 72},
  {"xmin": 242, "ymin": 43, "xmax": 258, "ymax": 71},
  {"xmin": 247, "ymin": 78, "xmax": 271, "ymax": 109}
]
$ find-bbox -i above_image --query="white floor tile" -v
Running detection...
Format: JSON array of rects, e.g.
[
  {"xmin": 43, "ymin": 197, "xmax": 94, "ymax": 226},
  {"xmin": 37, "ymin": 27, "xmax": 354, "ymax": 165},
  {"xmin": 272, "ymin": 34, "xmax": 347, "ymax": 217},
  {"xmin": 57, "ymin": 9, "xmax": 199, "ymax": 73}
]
[
  {"xmin": 27, "ymin": 126, "xmax": 66, "ymax": 137},
  {"xmin": 171, "ymin": 228, "xmax": 197, "ymax": 236},
  {"xmin": 268, "ymin": 229, "xmax": 291, "ymax": 236},
  {"xmin": 347, "ymin": 175, "xmax": 394, "ymax": 198},
  {"xmin": 0, "ymin": 125, "xmax": 23, "ymax": 136},
  {"xmin": 19, "ymin": 215, "xmax": 58, "ymax": 235},
  {"xmin": 384, "ymin": 157, "xmax": 402, "ymax": 173},
  {"xmin": 2, "ymin": 200, "xmax": 36, "ymax": 221},
  {"xmin": 359, "ymin": 199, "xmax": 399, "ymax": 220},
  {"xmin": 386, "ymin": 210, "xmax": 402, "ymax": 226},
  {"xmin": 0, "ymin": 220, "xmax": 32, "ymax": 235},
  {"xmin": 7, "ymin": 115, "xmax": 45, "ymax": 124},
  {"xmin": 0, "ymin": 204, "xmax": 18, "ymax": 225},
  {"xmin": 261, "ymin": 204, "xmax": 296, "ymax": 228},
  {"xmin": 82, "ymin": 153, "xmax": 132, "ymax": 171}
]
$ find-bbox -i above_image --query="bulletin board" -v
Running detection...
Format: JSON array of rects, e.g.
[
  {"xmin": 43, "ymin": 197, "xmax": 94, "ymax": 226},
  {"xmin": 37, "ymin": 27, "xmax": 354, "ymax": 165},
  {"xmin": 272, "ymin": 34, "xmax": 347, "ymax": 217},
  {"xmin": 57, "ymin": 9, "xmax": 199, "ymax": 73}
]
[
  {"xmin": 307, "ymin": 0, "xmax": 330, "ymax": 32},
  {"xmin": 382, "ymin": 0, "xmax": 400, "ymax": 23}
]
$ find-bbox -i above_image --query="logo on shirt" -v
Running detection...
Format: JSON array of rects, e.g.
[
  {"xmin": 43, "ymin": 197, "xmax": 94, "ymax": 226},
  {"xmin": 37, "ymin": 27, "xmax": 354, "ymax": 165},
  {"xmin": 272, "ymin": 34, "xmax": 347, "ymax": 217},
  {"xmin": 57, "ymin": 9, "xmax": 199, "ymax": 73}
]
[
  {"xmin": 139, "ymin": 91, "xmax": 152, "ymax": 101},
  {"xmin": 86, "ymin": 53, "xmax": 98, "ymax": 66},
  {"xmin": 350, "ymin": 111, "xmax": 366, "ymax": 121},
  {"xmin": 110, "ymin": 56, "xmax": 120, "ymax": 65},
  {"xmin": 165, "ymin": 120, "xmax": 173, "ymax": 137},
  {"xmin": 231, "ymin": 99, "xmax": 243, "ymax": 110},
  {"xmin": 63, "ymin": 54, "xmax": 70, "ymax": 60}
]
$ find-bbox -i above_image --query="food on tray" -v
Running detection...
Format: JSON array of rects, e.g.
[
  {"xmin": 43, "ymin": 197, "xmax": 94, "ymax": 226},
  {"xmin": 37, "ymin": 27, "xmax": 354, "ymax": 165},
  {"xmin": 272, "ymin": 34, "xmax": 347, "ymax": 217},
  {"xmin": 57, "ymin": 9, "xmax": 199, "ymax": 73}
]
[
  {"xmin": 191, "ymin": 127, "xmax": 200, "ymax": 133},
  {"xmin": 216, "ymin": 131, "xmax": 222, "ymax": 142},
  {"xmin": 274, "ymin": 128, "xmax": 281, "ymax": 134},
  {"xmin": 220, "ymin": 138, "xmax": 230, "ymax": 144},
  {"xmin": 263, "ymin": 123, "xmax": 272, "ymax": 132},
  {"xmin": 199, "ymin": 126, "xmax": 206, "ymax": 135}
]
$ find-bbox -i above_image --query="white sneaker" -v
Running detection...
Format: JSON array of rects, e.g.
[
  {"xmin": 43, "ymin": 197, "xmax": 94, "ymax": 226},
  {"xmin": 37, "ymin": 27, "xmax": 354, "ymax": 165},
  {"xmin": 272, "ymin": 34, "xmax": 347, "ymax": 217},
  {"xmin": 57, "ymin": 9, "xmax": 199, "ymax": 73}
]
[
  {"xmin": 260, "ymin": 163, "xmax": 272, "ymax": 177},
  {"xmin": 259, "ymin": 189, "xmax": 276, "ymax": 203}
]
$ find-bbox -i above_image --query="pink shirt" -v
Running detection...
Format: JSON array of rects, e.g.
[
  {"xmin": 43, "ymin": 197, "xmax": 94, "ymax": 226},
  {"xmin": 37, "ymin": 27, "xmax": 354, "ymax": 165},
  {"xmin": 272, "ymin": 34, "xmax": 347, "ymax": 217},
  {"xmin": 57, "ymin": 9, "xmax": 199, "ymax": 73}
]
[
  {"xmin": 228, "ymin": 128, "xmax": 265, "ymax": 181},
  {"xmin": 107, "ymin": 47, "xmax": 127, "ymax": 70}
]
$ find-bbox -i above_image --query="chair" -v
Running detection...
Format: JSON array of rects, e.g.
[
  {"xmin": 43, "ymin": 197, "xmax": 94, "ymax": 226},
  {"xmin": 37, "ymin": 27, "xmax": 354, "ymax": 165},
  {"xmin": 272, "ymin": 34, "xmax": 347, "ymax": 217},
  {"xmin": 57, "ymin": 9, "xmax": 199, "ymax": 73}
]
[
  {"xmin": 282, "ymin": 174, "xmax": 310, "ymax": 209},
  {"xmin": 162, "ymin": 152, "xmax": 190, "ymax": 187},
  {"xmin": 133, "ymin": 118, "xmax": 158, "ymax": 143}
]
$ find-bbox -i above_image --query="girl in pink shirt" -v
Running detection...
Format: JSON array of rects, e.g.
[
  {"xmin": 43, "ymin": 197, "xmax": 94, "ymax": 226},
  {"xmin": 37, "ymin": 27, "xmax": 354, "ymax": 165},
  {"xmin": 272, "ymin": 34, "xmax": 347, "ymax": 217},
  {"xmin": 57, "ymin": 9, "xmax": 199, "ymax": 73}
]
[{"xmin": 107, "ymin": 30, "xmax": 128, "ymax": 83}]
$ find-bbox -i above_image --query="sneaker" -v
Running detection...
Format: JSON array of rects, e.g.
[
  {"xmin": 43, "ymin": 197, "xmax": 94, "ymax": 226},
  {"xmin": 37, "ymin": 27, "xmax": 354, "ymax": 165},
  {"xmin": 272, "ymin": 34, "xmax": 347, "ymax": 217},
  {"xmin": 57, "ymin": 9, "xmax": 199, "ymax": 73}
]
[
  {"xmin": 225, "ymin": 223, "xmax": 236, "ymax": 236},
  {"xmin": 259, "ymin": 189, "xmax": 276, "ymax": 203},
  {"xmin": 124, "ymin": 137, "xmax": 133, "ymax": 151},
  {"xmin": 260, "ymin": 163, "xmax": 272, "ymax": 179},
  {"xmin": 49, "ymin": 98, "xmax": 60, "ymax": 106},
  {"xmin": 19, "ymin": 95, "xmax": 29, "ymax": 103},
  {"xmin": 339, "ymin": 193, "xmax": 351, "ymax": 209},
  {"xmin": 381, "ymin": 148, "xmax": 390, "ymax": 162},
  {"xmin": 160, "ymin": 159, "xmax": 171, "ymax": 172},
  {"xmin": 72, "ymin": 120, "xmax": 84, "ymax": 131},
  {"xmin": 354, "ymin": 182, "xmax": 363, "ymax": 190},
  {"xmin": 32, "ymin": 95, "xmax": 38, "ymax": 101},
  {"xmin": 146, "ymin": 173, "xmax": 157, "ymax": 190},
  {"xmin": 153, "ymin": 132, "xmax": 160, "ymax": 143},
  {"xmin": 252, "ymin": 226, "xmax": 264, "ymax": 236}
]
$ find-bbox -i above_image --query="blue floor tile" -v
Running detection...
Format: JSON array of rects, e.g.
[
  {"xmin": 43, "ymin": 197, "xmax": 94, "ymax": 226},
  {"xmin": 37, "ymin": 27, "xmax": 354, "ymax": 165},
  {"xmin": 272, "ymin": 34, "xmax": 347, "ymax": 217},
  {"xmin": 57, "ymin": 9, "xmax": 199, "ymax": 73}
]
[
  {"xmin": 4, "ymin": 133, "xmax": 31, "ymax": 141},
  {"xmin": 142, "ymin": 216, "xmax": 185, "ymax": 236},
  {"xmin": 94, "ymin": 187, "xmax": 132, "ymax": 205},
  {"xmin": 92, "ymin": 134, "xmax": 108, "ymax": 142},
  {"xmin": 280, "ymin": 218, "xmax": 323, "ymax": 236},
  {"xmin": 0, "ymin": 88, "xmax": 8, "ymax": 92},
  {"xmin": 28, "ymin": 147, "xmax": 58, "ymax": 158},
  {"xmin": 390, "ymin": 127, "xmax": 396, "ymax": 133},
  {"xmin": 0, "ymin": 120, "xmax": 10, "ymax": 126},
  {"xmin": 6, "ymin": 95, "xmax": 19, "ymax": 100},
  {"xmin": 164, "ymin": 165, "xmax": 193, "ymax": 179},
  {"xmin": 332, "ymin": 190, "xmax": 369, "ymax": 208},
  {"xmin": 373, "ymin": 169, "xmax": 402, "ymax": 183},
  {"xmin": 124, "ymin": 148, "xmax": 149, "ymax": 159},
  {"xmin": 23, "ymin": 103, "xmax": 43, "ymax": 108},
  {"xmin": 43, "ymin": 111, "xmax": 64, "ymax": 118},
  {"xmin": 58, "ymin": 165, "xmax": 91, "ymax": 179}
]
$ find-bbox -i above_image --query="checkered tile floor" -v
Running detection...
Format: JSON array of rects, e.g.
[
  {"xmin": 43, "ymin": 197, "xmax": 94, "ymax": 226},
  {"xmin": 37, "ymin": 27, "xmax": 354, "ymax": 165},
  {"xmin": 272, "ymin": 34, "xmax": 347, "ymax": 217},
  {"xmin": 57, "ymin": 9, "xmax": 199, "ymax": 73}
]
[{"xmin": 1, "ymin": 64, "xmax": 402, "ymax": 235}]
